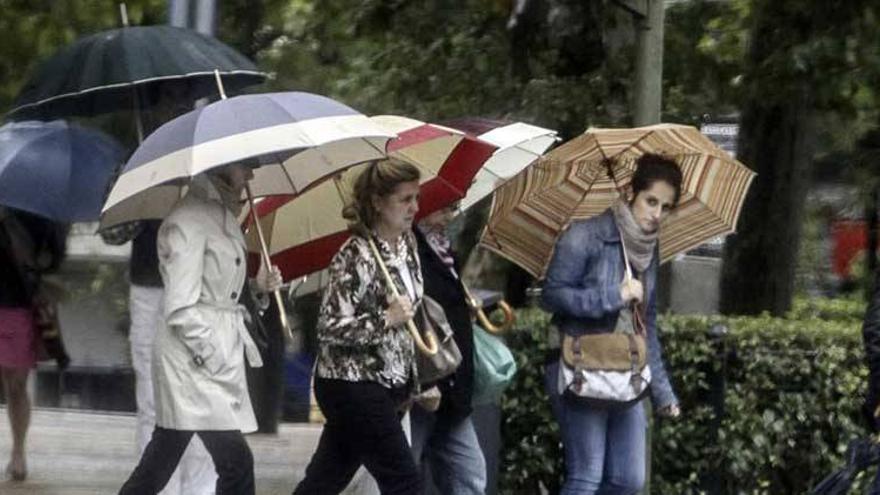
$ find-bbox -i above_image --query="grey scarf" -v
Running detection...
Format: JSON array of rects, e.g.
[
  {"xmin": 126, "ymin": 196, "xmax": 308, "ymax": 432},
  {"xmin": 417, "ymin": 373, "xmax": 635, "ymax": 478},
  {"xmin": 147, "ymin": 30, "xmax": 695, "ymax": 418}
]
[{"xmin": 611, "ymin": 199, "xmax": 657, "ymax": 274}]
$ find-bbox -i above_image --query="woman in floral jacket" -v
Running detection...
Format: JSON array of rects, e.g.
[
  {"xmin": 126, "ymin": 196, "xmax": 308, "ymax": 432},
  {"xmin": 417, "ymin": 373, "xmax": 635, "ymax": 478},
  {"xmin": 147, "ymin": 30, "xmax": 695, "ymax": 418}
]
[{"xmin": 295, "ymin": 158, "xmax": 423, "ymax": 495}]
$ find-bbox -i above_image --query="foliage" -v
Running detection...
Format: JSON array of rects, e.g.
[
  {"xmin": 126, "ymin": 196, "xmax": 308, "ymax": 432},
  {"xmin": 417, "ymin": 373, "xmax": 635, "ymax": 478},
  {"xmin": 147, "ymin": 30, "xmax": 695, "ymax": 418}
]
[
  {"xmin": 254, "ymin": 0, "xmax": 635, "ymax": 138},
  {"xmin": 0, "ymin": 0, "xmax": 166, "ymax": 114},
  {"xmin": 501, "ymin": 301, "xmax": 871, "ymax": 494}
]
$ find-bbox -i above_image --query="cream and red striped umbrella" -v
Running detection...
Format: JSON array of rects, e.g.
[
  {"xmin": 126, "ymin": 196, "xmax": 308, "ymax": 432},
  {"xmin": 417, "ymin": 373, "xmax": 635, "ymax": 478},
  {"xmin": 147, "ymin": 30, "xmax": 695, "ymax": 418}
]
[
  {"xmin": 479, "ymin": 123, "xmax": 756, "ymax": 278},
  {"xmin": 441, "ymin": 118, "xmax": 558, "ymax": 212},
  {"xmin": 243, "ymin": 115, "xmax": 496, "ymax": 281}
]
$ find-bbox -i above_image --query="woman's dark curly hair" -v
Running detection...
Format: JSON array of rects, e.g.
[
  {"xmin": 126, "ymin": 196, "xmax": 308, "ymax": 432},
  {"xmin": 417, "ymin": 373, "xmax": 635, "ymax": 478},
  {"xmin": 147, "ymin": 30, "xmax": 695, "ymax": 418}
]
[{"xmin": 631, "ymin": 153, "xmax": 683, "ymax": 207}]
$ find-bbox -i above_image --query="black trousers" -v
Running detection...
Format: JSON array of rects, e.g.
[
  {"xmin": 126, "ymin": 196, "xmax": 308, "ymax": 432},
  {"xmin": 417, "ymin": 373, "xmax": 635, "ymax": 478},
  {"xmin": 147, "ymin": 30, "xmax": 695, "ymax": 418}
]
[
  {"xmin": 119, "ymin": 427, "xmax": 254, "ymax": 495},
  {"xmin": 293, "ymin": 378, "xmax": 421, "ymax": 495}
]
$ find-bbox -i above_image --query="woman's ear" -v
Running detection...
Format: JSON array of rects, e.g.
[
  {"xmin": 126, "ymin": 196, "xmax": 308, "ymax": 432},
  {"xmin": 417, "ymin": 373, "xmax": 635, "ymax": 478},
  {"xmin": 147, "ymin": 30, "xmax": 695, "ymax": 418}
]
[
  {"xmin": 371, "ymin": 194, "xmax": 382, "ymax": 213},
  {"xmin": 624, "ymin": 185, "xmax": 635, "ymax": 204}
]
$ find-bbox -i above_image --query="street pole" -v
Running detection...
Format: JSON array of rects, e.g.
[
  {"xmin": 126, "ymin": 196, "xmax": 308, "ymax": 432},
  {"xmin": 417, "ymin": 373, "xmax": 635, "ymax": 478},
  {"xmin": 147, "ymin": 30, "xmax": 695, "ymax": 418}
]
[
  {"xmin": 168, "ymin": 0, "xmax": 190, "ymax": 28},
  {"xmin": 611, "ymin": 2, "xmax": 666, "ymax": 492},
  {"xmin": 633, "ymin": 0, "xmax": 665, "ymax": 126},
  {"xmin": 194, "ymin": 0, "xmax": 216, "ymax": 35}
]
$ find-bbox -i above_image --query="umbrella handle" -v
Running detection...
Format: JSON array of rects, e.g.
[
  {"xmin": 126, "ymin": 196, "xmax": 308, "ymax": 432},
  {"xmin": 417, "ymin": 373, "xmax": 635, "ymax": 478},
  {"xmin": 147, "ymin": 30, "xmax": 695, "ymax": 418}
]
[
  {"xmin": 367, "ymin": 237, "xmax": 438, "ymax": 356},
  {"xmin": 462, "ymin": 284, "xmax": 515, "ymax": 335},
  {"xmin": 245, "ymin": 185, "xmax": 295, "ymax": 345},
  {"xmin": 475, "ymin": 300, "xmax": 516, "ymax": 335}
]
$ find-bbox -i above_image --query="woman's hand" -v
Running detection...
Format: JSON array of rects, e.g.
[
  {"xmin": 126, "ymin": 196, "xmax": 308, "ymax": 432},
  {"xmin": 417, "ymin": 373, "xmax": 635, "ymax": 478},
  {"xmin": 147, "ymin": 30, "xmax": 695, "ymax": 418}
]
[
  {"xmin": 255, "ymin": 262, "xmax": 283, "ymax": 293},
  {"xmin": 657, "ymin": 403, "xmax": 681, "ymax": 418},
  {"xmin": 619, "ymin": 278, "xmax": 644, "ymax": 305},
  {"xmin": 385, "ymin": 294, "xmax": 414, "ymax": 328}
]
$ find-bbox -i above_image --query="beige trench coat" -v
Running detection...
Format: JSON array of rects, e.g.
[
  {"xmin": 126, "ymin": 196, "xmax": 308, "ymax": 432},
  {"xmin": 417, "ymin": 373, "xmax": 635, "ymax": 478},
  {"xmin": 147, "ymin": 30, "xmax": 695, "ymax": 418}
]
[{"xmin": 152, "ymin": 176, "xmax": 263, "ymax": 432}]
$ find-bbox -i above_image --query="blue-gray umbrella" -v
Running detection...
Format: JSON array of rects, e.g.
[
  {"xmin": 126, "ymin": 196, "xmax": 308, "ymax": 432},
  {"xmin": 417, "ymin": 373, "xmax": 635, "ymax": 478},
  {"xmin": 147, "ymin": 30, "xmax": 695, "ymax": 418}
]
[
  {"xmin": 0, "ymin": 121, "xmax": 124, "ymax": 222},
  {"xmin": 100, "ymin": 90, "xmax": 394, "ymax": 228}
]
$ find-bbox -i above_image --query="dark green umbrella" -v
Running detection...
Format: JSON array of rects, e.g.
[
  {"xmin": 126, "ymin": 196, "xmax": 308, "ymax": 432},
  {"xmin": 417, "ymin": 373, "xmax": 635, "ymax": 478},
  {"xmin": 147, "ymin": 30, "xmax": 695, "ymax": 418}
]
[{"xmin": 8, "ymin": 25, "xmax": 266, "ymax": 121}]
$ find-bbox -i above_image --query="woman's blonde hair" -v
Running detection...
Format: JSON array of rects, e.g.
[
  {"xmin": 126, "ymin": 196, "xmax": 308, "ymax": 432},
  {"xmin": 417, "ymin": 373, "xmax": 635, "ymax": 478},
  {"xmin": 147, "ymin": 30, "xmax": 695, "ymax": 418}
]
[{"xmin": 343, "ymin": 158, "xmax": 421, "ymax": 237}]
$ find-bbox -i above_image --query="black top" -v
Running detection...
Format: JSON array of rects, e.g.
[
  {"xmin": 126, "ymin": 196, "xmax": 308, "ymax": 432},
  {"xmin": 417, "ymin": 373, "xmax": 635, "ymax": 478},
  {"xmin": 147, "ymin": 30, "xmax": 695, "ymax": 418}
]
[
  {"xmin": 130, "ymin": 220, "xmax": 163, "ymax": 287},
  {"xmin": 414, "ymin": 227, "xmax": 475, "ymax": 422},
  {"xmin": 0, "ymin": 210, "xmax": 67, "ymax": 307},
  {"xmin": 863, "ymin": 272, "xmax": 880, "ymax": 430}
]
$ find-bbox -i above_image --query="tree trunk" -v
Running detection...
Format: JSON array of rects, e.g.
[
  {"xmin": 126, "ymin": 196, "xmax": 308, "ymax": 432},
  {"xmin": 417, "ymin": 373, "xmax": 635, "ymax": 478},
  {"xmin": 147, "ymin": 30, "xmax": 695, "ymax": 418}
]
[
  {"xmin": 867, "ymin": 187, "xmax": 879, "ymax": 299},
  {"xmin": 719, "ymin": 0, "xmax": 820, "ymax": 316},
  {"xmin": 720, "ymin": 94, "xmax": 815, "ymax": 315}
]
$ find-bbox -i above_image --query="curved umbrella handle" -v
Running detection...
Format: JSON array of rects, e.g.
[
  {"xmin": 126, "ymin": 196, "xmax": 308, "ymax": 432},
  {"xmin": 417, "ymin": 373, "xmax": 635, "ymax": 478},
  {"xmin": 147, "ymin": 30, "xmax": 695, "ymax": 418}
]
[
  {"xmin": 367, "ymin": 237, "xmax": 438, "ymax": 356},
  {"xmin": 462, "ymin": 284, "xmax": 516, "ymax": 334},
  {"xmin": 475, "ymin": 300, "xmax": 516, "ymax": 335}
]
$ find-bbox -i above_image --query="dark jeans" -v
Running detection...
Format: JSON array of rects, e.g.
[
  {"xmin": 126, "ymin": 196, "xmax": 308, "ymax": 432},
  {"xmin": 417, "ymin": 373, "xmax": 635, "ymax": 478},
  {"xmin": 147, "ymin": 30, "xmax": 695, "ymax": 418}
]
[
  {"xmin": 294, "ymin": 378, "xmax": 421, "ymax": 495},
  {"xmin": 119, "ymin": 427, "xmax": 254, "ymax": 495}
]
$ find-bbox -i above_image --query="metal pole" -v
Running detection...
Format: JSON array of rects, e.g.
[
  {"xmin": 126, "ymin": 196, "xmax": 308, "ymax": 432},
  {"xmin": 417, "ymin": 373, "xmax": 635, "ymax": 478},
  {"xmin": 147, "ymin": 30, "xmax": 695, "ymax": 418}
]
[
  {"xmin": 168, "ymin": 0, "xmax": 190, "ymax": 28},
  {"xmin": 194, "ymin": 0, "xmax": 216, "ymax": 35},
  {"xmin": 632, "ymin": 0, "xmax": 665, "ymax": 126}
]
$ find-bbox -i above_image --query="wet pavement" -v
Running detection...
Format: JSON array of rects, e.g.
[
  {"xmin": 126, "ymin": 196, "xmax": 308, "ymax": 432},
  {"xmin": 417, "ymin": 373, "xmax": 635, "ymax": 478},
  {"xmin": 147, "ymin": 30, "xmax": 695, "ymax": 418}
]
[{"xmin": 0, "ymin": 408, "xmax": 380, "ymax": 494}]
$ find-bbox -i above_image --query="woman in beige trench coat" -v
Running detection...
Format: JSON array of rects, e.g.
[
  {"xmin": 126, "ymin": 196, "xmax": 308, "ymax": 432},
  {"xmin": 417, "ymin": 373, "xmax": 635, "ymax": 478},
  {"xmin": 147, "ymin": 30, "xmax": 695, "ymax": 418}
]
[{"xmin": 119, "ymin": 163, "xmax": 282, "ymax": 495}]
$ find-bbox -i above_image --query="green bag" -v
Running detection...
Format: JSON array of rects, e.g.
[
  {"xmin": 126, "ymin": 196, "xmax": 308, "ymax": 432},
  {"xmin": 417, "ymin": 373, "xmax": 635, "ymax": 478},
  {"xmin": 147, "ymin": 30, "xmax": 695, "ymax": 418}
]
[{"xmin": 472, "ymin": 324, "xmax": 517, "ymax": 406}]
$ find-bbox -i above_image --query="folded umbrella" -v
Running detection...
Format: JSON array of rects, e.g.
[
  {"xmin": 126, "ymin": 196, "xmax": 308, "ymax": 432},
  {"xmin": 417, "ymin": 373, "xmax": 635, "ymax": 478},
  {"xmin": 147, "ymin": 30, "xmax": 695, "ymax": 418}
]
[
  {"xmin": 812, "ymin": 437, "xmax": 880, "ymax": 495},
  {"xmin": 0, "ymin": 120, "xmax": 124, "ymax": 222}
]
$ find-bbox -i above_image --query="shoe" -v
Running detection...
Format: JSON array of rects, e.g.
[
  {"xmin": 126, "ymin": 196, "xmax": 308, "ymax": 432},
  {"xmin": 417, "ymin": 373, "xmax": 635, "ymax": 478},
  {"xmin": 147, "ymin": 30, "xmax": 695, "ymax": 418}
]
[{"xmin": 6, "ymin": 458, "xmax": 27, "ymax": 482}]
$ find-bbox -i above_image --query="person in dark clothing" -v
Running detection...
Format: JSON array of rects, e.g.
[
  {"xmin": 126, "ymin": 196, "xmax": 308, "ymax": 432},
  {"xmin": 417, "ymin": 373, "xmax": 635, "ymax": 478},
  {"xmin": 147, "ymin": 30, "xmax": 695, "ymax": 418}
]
[
  {"xmin": 294, "ymin": 159, "xmax": 423, "ymax": 495},
  {"xmin": 0, "ymin": 206, "xmax": 67, "ymax": 481},
  {"xmin": 862, "ymin": 273, "xmax": 880, "ymax": 430},
  {"xmin": 410, "ymin": 202, "xmax": 487, "ymax": 494}
]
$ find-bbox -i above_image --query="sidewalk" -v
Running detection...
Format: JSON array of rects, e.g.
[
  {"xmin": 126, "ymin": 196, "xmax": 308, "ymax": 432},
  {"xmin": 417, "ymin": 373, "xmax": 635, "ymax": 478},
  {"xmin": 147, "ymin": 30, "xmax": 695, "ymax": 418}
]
[{"xmin": 0, "ymin": 408, "xmax": 378, "ymax": 495}]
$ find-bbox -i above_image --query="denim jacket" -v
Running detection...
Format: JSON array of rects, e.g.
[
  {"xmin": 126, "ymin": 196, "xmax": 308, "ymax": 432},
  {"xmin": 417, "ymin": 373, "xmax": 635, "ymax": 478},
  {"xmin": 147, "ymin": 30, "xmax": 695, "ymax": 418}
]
[{"xmin": 541, "ymin": 209, "xmax": 678, "ymax": 408}]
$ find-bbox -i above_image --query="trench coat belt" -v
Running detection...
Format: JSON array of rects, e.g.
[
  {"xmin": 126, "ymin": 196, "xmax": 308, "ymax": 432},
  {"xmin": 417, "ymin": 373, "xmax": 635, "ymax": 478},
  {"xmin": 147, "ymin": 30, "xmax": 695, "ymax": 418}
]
[{"xmin": 199, "ymin": 301, "xmax": 264, "ymax": 368}]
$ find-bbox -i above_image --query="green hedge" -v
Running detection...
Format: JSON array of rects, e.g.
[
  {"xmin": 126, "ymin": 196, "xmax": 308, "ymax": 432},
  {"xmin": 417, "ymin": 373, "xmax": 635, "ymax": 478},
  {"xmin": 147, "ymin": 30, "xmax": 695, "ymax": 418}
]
[{"xmin": 499, "ymin": 297, "xmax": 871, "ymax": 494}]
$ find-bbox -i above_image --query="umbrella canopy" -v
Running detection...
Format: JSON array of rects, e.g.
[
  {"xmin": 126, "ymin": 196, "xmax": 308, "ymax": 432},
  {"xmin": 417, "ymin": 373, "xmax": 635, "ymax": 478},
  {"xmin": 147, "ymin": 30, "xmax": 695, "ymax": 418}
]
[
  {"xmin": 243, "ymin": 115, "xmax": 498, "ymax": 282},
  {"xmin": 101, "ymin": 91, "xmax": 395, "ymax": 228},
  {"xmin": 0, "ymin": 120, "xmax": 124, "ymax": 222},
  {"xmin": 480, "ymin": 123, "xmax": 757, "ymax": 278},
  {"xmin": 442, "ymin": 117, "xmax": 558, "ymax": 212},
  {"xmin": 9, "ymin": 25, "xmax": 266, "ymax": 120}
]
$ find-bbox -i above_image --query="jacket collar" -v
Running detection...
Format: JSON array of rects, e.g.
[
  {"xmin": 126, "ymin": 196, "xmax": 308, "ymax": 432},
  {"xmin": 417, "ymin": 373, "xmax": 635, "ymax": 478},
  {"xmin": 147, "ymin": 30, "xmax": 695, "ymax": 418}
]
[
  {"xmin": 189, "ymin": 174, "xmax": 224, "ymax": 204},
  {"xmin": 188, "ymin": 175, "xmax": 245, "ymax": 246},
  {"xmin": 594, "ymin": 208, "xmax": 621, "ymax": 244}
]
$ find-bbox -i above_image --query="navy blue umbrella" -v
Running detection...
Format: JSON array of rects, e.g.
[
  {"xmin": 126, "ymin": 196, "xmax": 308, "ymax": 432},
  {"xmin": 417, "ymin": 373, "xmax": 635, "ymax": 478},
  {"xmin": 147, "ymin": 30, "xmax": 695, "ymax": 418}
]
[{"xmin": 0, "ymin": 120, "xmax": 125, "ymax": 222}]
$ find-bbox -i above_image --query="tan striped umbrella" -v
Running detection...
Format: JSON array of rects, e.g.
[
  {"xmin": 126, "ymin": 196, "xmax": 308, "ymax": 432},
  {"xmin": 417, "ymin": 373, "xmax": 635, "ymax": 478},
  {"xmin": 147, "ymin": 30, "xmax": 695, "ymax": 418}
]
[{"xmin": 479, "ymin": 123, "xmax": 756, "ymax": 278}]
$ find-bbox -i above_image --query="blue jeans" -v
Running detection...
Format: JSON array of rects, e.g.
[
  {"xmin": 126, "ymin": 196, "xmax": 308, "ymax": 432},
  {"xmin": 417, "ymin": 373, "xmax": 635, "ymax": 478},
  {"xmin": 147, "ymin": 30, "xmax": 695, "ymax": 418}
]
[
  {"xmin": 545, "ymin": 361, "xmax": 647, "ymax": 495},
  {"xmin": 410, "ymin": 405, "xmax": 487, "ymax": 495}
]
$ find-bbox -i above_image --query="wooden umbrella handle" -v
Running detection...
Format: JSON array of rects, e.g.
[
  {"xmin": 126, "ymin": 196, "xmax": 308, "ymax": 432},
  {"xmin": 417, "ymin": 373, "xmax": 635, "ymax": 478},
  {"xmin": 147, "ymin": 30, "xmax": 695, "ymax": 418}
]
[
  {"xmin": 245, "ymin": 185, "xmax": 294, "ymax": 344},
  {"xmin": 366, "ymin": 237, "xmax": 438, "ymax": 356},
  {"xmin": 462, "ymin": 284, "xmax": 515, "ymax": 335},
  {"xmin": 475, "ymin": 300, "xmax": 516, "ymax": 335}
]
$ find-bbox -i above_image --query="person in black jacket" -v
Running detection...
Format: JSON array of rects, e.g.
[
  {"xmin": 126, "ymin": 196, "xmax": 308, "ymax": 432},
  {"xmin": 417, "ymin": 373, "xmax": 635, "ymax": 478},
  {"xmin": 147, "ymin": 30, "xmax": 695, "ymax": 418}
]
[
  {"xmin": 411, "ymin": 202, "xmax": 486, "ymax": 494},
  {"xmin": 863, "ymin": 273, "xmax": 880, "ymax": 430}
]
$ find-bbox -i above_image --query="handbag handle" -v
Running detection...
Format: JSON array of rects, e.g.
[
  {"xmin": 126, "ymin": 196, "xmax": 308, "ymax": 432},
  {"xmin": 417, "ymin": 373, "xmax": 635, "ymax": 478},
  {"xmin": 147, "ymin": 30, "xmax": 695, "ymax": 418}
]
[{"xmin": 367, "ymin": 237, "xmax": 438, "ymax": 356}]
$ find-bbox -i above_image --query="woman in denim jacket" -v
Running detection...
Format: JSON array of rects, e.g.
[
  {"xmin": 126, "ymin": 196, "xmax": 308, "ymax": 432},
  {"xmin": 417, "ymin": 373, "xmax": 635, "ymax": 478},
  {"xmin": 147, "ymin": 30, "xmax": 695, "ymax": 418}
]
[{"xmin": 542, "ymin": 154, "xmax": 682, "ymax": 495}]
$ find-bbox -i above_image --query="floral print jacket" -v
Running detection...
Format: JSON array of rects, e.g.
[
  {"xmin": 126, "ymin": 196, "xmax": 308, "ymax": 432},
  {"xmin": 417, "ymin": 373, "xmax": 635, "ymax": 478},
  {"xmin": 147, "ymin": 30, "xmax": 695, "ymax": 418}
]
[{"xmin": 315, "ymin": 232, "xmax": 423, "ymax": 390}]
